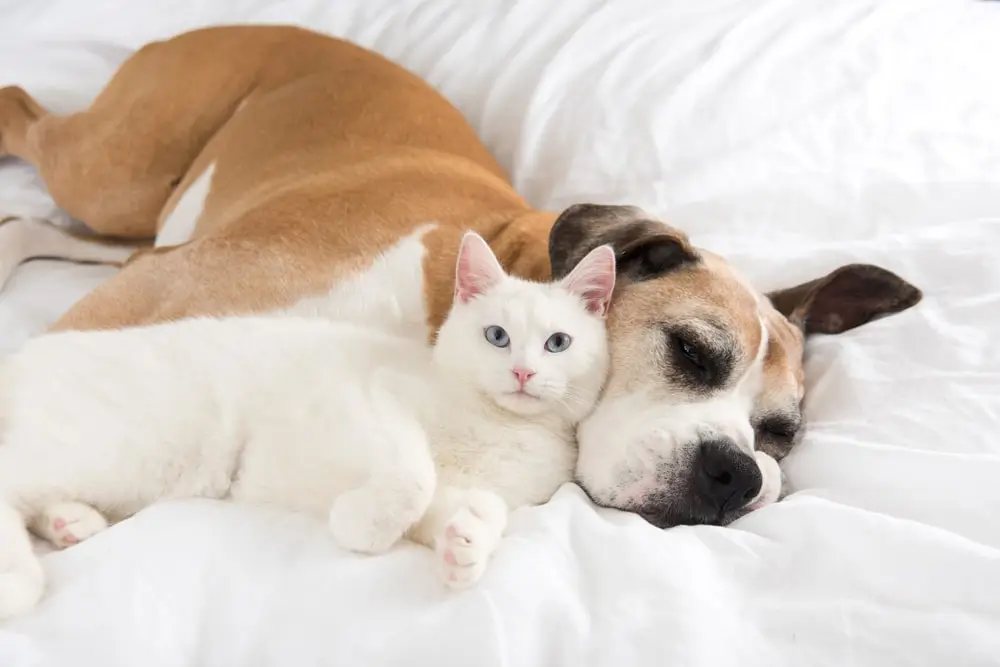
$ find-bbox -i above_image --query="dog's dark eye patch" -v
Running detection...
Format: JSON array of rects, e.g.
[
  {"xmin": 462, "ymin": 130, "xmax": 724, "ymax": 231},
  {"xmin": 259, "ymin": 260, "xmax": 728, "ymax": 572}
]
[{"xmin": 660, "ymin": 324, "xmax": 735, "ymax": 391}]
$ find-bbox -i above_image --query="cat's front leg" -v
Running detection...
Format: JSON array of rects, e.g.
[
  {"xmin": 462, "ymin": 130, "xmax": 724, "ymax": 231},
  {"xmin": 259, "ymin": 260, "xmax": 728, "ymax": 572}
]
[
  {"xmin": 411, "ymin": 487, "xmax": 508, "ymax": 589},
  {"xmin": 327, "ymin": 408, "xmax": 437, "ymax": 555},
  {"xmin": 29, "ymin": 502, "xmax": 109, "ymax": 549},
  {"xmin": 328, "ymin": 477, "xmax": 435, "ymax": 554}
]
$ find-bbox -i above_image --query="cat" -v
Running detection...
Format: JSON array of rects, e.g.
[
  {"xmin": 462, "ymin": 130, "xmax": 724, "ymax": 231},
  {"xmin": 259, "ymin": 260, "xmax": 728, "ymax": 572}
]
[{"xmin": 0, "ymin": 231, "xmax": 617, "ymax": 618}]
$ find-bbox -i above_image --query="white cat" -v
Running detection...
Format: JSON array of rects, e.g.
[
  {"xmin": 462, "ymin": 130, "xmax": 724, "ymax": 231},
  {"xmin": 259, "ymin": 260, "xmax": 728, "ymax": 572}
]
[{"xmin": 0, "ymin": 232, "xmax": 616, "ymax": 618}]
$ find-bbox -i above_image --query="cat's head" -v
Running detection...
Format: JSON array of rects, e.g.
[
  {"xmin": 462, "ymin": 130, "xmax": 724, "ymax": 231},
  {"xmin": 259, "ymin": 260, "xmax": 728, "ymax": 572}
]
[{"xmin": 433, "ymin": 232, "xmax": 616, "ymax": 421}]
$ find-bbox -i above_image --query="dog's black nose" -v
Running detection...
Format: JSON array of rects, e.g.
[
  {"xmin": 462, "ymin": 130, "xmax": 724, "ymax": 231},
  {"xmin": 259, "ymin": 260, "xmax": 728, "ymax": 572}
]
[{"xmin": 695, "ymin": 439, "xmax": 762, "ymax": 515}]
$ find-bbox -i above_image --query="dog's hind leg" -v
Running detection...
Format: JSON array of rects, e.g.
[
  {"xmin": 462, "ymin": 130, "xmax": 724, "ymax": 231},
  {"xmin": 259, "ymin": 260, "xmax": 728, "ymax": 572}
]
[
  {"xmin": 0, "ymin": 82, "xmax": 168, "ymax": 240},
  {"xmin": 0, "ymin": 216, "xmax": 140, "ymax": 290},
  {"xmin": 0, "ymin": 33, "xmax": 259, "ymax": 241},
  {"xmin": 0, "ymin": 85, "xmax": 44, "ymax": 159}
]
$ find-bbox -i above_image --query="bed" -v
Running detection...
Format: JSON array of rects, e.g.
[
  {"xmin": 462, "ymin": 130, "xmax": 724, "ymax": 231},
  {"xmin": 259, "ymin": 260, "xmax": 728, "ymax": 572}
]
[{"xmin": 1, "ymin": 0, "xmax": 999, "ymax": 665}]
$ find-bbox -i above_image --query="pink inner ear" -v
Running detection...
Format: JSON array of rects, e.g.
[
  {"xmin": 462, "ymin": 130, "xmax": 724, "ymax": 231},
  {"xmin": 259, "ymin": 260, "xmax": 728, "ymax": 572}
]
[
  {"xmin": 562, "ymin": 245, "xmax": 617, "ymax": 316},
  {"xmin": 578, "ymin": 274, "xmax": 616, "ymax": 316},
  {"xmin": 455, "ymin": 233, "xmax": 505, "ymax": 303}
]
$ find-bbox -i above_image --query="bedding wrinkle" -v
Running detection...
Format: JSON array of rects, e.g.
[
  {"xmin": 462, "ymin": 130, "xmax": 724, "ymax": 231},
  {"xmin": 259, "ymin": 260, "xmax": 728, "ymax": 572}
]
[{"xmin": 2, "ymin": 0, "xmax": 1000, "ymax": 664}]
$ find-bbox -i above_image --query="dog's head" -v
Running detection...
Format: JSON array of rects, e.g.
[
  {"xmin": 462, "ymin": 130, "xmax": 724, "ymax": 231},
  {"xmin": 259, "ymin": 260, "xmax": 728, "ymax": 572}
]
[{"xmin": 549, "ymin": 204, "xmax": 922, "ymax": 527}]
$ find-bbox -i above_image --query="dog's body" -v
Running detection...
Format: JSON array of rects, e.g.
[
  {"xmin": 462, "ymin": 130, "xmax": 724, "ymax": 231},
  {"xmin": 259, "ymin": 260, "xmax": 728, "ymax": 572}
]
[{"xmin": 0, "ymin": 25, "xmax": 921, "ymax": 529}]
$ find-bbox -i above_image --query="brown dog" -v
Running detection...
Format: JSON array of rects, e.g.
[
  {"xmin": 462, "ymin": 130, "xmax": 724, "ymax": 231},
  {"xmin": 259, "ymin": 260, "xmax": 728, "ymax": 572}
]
[{"xmin": 0, "ymin": 25, "xmax": 921, "ymax": 527}]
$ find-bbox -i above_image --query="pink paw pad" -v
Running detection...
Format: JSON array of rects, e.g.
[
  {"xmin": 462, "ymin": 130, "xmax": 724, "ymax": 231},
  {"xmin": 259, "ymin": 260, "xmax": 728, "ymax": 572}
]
[
  {"xmin": 443, "ymin": 549, "xmax": 457, "ymax": 566},
  {"xmin": 52, "ymin": 518, "xmax": 66, "ymax": 531},
  {"xmin": 62, "ymin": 534, "xmax": 78, "ymax": 545},
  {"xmin": 444, "ymin": 525, "xmax": 458, "ymax": 539}
]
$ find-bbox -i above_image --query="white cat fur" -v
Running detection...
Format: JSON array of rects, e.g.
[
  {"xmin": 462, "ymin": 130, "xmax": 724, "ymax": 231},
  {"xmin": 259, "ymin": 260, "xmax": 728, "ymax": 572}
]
[{"xmin": 0, "ymin": 232, "xmax": 616, "ymax": 618}]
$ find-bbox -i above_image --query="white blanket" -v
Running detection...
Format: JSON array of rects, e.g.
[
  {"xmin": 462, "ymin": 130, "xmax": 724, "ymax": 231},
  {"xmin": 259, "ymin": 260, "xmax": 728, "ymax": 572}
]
[{"xmin": 2, "ymin": 1, "xmax": 999, "ymax": 665}]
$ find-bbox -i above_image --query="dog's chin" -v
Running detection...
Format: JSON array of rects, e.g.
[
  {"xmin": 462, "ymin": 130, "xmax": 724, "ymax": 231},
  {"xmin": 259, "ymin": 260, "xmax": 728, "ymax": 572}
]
[
  {"xmin": 633, "ymin": 495, "xmax": 766, "ymax": 528},
  {"xmin": 580, "ymin": 482, "xmax": 759, "ymax": 529},
  {"xmin": 633, "ymin": 503, "xmax": 745, "ymax": 529}
]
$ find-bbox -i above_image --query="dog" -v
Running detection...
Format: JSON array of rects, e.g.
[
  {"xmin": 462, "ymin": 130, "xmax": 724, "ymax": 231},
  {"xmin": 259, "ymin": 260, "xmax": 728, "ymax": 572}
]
[{"xmin": 0, "ymin": 25, "xmax": 921, "ymax": 527}]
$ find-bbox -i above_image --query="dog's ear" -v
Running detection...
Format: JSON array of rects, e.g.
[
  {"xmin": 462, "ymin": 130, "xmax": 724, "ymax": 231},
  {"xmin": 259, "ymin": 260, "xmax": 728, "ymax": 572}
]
[
  {"xmin": 767, "ymin": 264, "xmax": 922, "ymax": 335},
  {"xmin": 548, "ymin": 203, "xmax": 698, "ymax": 282}
]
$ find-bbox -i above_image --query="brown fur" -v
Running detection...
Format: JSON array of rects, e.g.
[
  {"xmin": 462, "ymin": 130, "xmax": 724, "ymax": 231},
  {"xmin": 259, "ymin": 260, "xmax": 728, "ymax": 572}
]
[
  {"xmin": 1, "ymin": 26, "xmax": 546, "ymax": 331},
  {"xmin": 0, "ymin": 25, "xmax": 922, "ymax": 524}
]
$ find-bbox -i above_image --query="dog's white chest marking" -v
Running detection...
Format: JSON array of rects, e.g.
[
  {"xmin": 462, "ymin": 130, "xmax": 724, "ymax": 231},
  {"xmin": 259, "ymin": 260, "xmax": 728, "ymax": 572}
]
[
  {"xmin": 156, "ymin": 163, "xmax": 216, "ymax": 247},
  {"xmin": 281, "ymin": 225, "xmax": 435, "ymax": 337}
]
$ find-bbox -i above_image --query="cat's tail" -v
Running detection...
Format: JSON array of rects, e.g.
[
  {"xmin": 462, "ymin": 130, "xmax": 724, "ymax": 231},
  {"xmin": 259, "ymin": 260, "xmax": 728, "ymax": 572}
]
[{"xmin": 0, "ymin": 502, "xmax": 44, "ymax": 618}]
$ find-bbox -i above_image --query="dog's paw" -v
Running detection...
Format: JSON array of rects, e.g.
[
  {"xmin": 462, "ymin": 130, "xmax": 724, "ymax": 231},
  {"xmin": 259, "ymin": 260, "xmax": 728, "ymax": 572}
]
[
  {"xmin": 31, "ymin": 502, "xmax": 109, "ymax": 549},
  {"xmin": 436, "ymin": 491, "xmax": 507, "ymax": 589},
  {"xmin": 747, "ymin": 452, "xmax": 782, "ymax": 511},
  {"xmin": 328, "ymin": 487, "xmax": 413, "ymax": 555}
]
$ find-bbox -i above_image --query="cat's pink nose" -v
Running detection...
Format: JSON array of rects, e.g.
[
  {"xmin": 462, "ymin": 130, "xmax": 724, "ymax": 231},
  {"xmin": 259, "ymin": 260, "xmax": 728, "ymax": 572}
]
[{"xmin": 512, "ymin": 367, "xmax": 536, "ymax": 388}]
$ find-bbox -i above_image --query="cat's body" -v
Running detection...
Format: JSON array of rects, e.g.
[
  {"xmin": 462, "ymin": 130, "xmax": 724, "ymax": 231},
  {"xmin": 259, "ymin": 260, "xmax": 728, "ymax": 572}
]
[
  {"xmin": 1, "ymin": 315, "xmax": 430, "ymax": 519},
  {"xmin": 0, "ymin": 233, "xmax": 617, "ymax": 618},
  {"xmin": 0, "ymin": 313, "xmax": 574, "ymax": 543}
]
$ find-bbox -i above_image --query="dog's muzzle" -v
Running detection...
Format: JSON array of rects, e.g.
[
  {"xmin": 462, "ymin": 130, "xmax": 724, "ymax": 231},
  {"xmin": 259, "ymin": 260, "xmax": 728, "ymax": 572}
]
[{"xmin": 632, "ymin": 438, "xmax": 763, "ymax": 528}]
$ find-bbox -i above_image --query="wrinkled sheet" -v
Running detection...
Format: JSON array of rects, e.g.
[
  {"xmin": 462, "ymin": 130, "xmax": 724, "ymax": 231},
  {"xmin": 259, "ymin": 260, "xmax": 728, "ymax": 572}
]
[{"xmin": 1, "ymin": 0, "xmax": 1000, "ymax": 665}]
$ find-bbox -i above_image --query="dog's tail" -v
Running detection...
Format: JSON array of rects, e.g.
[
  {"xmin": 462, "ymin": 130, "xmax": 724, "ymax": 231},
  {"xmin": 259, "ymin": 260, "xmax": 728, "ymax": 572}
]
[{"xmin": 0, "ymin": 502, "xmax": 44, "ymax": 619}]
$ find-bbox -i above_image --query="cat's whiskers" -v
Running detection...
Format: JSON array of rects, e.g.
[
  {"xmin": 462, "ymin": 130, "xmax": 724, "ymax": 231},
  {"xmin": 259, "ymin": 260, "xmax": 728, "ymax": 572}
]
[{"xmin": 547, "ymin": 386, "xmax": 595, "ymax": 417}]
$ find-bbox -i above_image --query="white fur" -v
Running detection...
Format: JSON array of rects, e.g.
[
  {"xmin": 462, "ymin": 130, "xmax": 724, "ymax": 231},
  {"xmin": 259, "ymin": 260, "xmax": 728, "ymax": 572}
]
[
  {"xmin": 30, "ymin": 501, "xmax": 109, "ymax": 548},
  {"xmin": 282, "ymin": 224, "xmax": 436, "ymax": 338},
  {"xmin": 155, "ymin": 162, "xmax": 214, "ymax": 247},
  {"xmin": 747, "ymin": 452, "xmax": 782, "ymax": 511},
  {"xmin": 0, "ymin": 233, "xmax": 615, "ymax": 616}
]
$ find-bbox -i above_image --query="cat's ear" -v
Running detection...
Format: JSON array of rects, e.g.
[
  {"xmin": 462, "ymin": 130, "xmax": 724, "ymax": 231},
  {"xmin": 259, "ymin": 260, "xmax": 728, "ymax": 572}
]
[
  {"xmin": 560, "ymin": 244, "xmax": 617, "ymax": 317},
  {"xmin": 455, "ymin": 232, "xmax": 507, "ymax": 303}
]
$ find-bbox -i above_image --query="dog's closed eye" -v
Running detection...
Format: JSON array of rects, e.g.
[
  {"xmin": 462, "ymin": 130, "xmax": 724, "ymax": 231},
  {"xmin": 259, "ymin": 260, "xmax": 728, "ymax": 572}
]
[
  {"xmin": 757, "ymin": 417, "xmax": 799, "ymax": 440},
  {"xmin": 660, "ymin": 326, "xmax": 735, "ymax": 391}
]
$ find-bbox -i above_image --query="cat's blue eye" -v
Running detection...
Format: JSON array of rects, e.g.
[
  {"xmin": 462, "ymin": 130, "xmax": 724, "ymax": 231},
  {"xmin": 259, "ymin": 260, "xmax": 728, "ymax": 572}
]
[
  {"xmin": 544, "ymin": 332, "xmax": 573, "ymax": 353},
  {"xmin": 484, "ymin": 325, "xmax": 510, "ymax": 348}
]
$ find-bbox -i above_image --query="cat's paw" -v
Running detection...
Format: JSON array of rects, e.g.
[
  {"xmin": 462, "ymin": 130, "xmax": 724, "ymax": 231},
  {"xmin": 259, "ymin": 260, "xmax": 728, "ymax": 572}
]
[
  {"xmin": 0, "ymin": 554, "xmax": 44, "ymax": 619},
  {"xmin": 436, "ymin": 491, "xmax": 507, "ymax": 589},
  {"xmin": 329, "ymin": 487, "xmax": 414, "ymax": 555},
  {"xmin": 746, "ymin": 452, "xmax": 782, "ymax": 511},
  {"xmin": 31, "ymin": 502, "xmax": 109, "ymax": 549}
]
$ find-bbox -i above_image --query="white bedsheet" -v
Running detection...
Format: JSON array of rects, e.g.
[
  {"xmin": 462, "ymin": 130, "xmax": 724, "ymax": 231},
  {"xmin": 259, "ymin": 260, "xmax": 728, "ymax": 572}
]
[{"xmin": 2, "ymin": 0, "xmax": 1000, "ymax": 665}]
